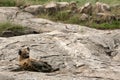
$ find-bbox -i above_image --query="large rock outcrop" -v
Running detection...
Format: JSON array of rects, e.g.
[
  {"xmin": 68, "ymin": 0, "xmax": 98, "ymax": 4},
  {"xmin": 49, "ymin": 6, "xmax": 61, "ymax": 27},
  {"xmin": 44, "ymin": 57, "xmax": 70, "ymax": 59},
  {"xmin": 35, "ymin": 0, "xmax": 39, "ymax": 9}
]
[{"xmin": 0, "ymin": 7, "xmax": 120, "ymax": 80}]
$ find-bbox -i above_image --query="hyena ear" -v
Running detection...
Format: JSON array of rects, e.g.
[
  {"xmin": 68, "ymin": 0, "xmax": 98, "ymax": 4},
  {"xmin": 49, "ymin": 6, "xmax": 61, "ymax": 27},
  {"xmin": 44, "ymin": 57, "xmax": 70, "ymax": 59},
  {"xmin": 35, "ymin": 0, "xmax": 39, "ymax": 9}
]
[
  {"xmin": 27, "ymin": 47, "xmax": 30, "ymax": 51},
  {"xmin": 18, "ymin": 50, "xmax": 21, "ymax": 55}
]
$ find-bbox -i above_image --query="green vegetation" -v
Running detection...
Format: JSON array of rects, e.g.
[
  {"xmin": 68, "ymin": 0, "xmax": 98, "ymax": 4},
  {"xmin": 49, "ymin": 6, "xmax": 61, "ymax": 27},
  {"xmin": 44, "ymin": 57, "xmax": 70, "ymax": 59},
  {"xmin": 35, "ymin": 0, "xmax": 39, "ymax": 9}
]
[
  {"xmin": 0, "ymin": 22, "xmax": 30, "ymax": 37},
  {"xmin": 89, "ymin": 21, "xmax": 120, "ymax": 29},
  {"xmin": 0, "ymin": 0, "xmax": 16, "ymax": 6},
  {"xmin": 0, "ymin": 0, "xmax": 120, "ymax": 30},
  {"xmin": 0, "ymin": 0, "xmax": 120, "ymax": 7},
  {"xmin": 38, "ymin": 9, "xmax": 120, "ymax": 29},
  {"xmin": 0, "ymin": 22, "xmax": 24, "ymax": 32}
]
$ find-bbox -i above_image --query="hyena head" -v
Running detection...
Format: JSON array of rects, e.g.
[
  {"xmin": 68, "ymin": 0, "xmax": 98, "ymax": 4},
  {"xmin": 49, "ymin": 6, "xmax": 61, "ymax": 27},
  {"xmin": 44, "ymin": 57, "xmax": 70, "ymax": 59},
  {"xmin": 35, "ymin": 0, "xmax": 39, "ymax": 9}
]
[{"xmin": 18, "ymin": 47, "xmax": 30, "ymax": 59}]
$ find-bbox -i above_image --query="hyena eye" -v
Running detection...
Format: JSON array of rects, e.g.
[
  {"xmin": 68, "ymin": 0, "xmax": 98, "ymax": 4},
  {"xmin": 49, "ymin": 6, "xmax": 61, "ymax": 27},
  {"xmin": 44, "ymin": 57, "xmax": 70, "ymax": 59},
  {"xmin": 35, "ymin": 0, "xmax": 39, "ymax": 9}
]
[
  {"xmin": 27, "ymin": 47, "xmax": 30, "ymax": 51},
  {"xmin": 18, "ymin": 50, "xmax": 21, "ymax": 55}
]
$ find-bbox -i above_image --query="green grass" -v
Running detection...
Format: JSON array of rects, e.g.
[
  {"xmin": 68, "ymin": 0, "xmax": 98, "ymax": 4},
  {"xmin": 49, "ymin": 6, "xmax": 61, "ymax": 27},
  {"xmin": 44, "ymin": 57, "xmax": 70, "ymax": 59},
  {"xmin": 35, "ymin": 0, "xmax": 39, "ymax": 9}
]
[
  {"xmin": 0, "ymin": 22, "xmax": 29, "ymax": 37},
  {"xmin": 67, "ymin": 14, "xmax": 81, "ymax": 24},
  {"xmin": 0, "ymin": 0, "xmax": 16, "ymax": 7},
  {"xmin": 23, "ymin": 0, "xmax": 120, "ymax": 6},
  {"xmin": 0, "ymin": 0, "xmax": 120, "ymax": 7},
  {"xmin": 38, "ymin": 8, "xmax": 120, "ymax": 29},
  {"xmin": 0, "ymin": 0, "xmax": 120, "ymax": 30},
  {"xmin": 53, "ymin": 11, "xmax": 70, "ymax": 21},
  {"xmin": 90, "ymin": 21, "xmax": 120, "ymax": 29},
  {"xmin": 0, "ymin": 22, "xmax": 25, "ymax": 31}
]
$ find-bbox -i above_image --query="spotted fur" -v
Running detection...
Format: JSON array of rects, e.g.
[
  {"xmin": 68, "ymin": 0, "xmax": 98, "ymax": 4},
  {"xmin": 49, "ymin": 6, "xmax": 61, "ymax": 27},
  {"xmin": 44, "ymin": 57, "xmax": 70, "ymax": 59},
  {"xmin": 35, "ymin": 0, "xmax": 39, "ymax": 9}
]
[{"xmin": 18, "ymin": 47, "xmax": 59, "ymax": 72}]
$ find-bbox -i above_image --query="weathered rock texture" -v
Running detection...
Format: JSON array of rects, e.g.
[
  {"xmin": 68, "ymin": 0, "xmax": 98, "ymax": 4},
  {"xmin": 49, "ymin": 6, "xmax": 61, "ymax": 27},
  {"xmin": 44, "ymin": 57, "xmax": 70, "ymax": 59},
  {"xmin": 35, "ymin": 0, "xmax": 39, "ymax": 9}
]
[
  {"xmin": 24, "ymin": 5, "xmax": 44, "ymax": 15},
  {"xmin": 0, "ymin": 7, "xmax": 120, "ymax": 80},
  {"xmin": 95, "ymin": 2, "xmax": 111, "ymax": 13},
  {"xmin": 80, "ymin": 3, "xmax": 93, "ymax": 15}
]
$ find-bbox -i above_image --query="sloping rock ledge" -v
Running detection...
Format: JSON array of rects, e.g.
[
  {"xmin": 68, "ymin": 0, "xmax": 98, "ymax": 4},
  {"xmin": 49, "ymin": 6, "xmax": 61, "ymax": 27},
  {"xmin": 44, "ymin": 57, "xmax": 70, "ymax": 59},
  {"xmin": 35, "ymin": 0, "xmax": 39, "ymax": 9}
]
[{"xmin": 0, "ymin": 7, "xmax": 120, "ymax": 80}]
